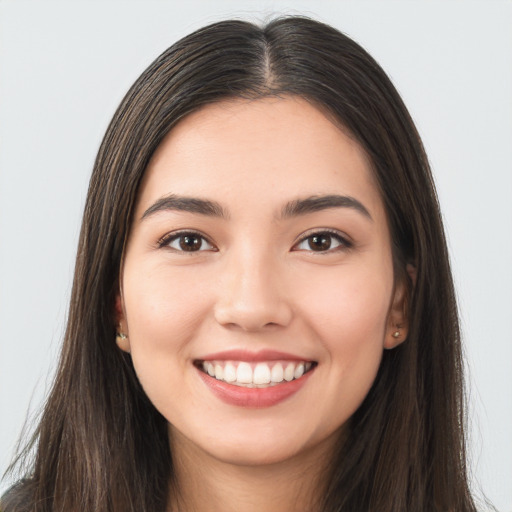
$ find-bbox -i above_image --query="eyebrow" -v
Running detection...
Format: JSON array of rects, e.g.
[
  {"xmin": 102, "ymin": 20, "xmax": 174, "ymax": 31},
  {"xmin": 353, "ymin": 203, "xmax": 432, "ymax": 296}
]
[
  {"xmin": 281, "ymin": 194, "xmax": 372, "ymax": 221},
  {"xmin": 141, "ymin": 193, "xmax": 372, "ymax": 222},
  {"xmin": 141, "ymin": 194, "xmax": 228, "ymax": 220}
]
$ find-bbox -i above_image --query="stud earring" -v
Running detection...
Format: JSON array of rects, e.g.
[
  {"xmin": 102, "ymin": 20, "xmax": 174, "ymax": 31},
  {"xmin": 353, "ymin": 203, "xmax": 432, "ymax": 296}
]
[
  {"xmin": 116, "ymin": 324, "xmax": 127, "ymax": 342},
  {"xmin": 392, "ymin": 330, "xmax": 400, "ymax": 339}
]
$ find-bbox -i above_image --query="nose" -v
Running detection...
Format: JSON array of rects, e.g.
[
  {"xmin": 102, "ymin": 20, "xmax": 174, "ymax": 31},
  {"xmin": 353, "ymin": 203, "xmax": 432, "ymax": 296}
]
[{"xmin": 214, "ymin": 252, "xmax": 293, "ymax": 332}]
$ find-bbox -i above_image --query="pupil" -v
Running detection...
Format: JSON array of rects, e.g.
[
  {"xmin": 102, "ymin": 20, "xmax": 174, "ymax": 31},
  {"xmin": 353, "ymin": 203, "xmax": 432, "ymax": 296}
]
[
  {"xmin": 180, "ymin": 235, "xmax": 201, "ymax": 251},
  {"xmin": 309, "ymin": 234, "xmax": 331, "ymax": 251}
]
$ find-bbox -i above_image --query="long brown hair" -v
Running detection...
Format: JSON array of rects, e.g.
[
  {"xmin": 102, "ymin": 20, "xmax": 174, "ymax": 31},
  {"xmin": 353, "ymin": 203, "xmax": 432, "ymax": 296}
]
[{"xmin": 2, "ymin": 17, "xmax": 477, "ymax": 512}]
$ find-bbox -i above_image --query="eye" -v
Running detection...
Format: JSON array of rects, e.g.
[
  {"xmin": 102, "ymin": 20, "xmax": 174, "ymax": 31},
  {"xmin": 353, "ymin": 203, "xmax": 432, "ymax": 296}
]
[
  {"xmin": 293, "ymin": 230, "xmax": 351, "ymax": 253},
  {"xmin": 159, "ymin": 231, "xmax": 215, "ymax": 252}
]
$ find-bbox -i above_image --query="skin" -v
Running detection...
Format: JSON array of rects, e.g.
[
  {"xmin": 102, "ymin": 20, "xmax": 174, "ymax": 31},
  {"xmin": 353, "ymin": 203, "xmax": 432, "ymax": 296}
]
[{"xmin": 117, "ymin": 96, "xmax": 408, "ymax": 511}]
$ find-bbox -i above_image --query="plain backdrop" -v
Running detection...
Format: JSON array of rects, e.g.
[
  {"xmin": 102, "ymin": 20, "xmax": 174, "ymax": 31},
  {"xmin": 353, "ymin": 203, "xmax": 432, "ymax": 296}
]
[{"xmin": 1, "ymin": 1, "xmax": 511, "ymax": 510}]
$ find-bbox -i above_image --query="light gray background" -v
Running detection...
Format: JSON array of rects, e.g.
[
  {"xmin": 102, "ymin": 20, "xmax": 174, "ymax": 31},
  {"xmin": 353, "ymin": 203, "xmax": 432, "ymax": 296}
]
[{"xmin": 1, "ymin": 1, "xmax": 511, "ymax": 510}]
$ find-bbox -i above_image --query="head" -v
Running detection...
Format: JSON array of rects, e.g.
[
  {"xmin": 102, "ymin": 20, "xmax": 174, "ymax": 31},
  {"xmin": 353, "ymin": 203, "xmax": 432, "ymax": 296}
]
[{"xmin": 22, "ymin": 16, "xmax": 471, "ymax": 512}]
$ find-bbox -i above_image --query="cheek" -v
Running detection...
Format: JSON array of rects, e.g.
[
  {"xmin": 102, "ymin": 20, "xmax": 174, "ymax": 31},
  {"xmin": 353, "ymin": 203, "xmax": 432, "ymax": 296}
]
[
  {"xmin": 121, "ymin": 263, "xmax": 212, "ymax": 391},
  {"xmin": 299, "ymin": 264, "xmax": 391, "ymax": 339},
  {"xmin": 124, "ymin": 263, "xmax": 210, "ymax": 342},
  {"xmin": 297, "ymin": 263, "xmax": 392, "ymax": 392}
]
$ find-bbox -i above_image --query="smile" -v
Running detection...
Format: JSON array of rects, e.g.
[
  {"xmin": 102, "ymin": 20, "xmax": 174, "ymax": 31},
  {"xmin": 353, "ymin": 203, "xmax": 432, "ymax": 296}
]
[{"xmin": 197, "ymin": 360, "xmax": 315, "ymax": 388}]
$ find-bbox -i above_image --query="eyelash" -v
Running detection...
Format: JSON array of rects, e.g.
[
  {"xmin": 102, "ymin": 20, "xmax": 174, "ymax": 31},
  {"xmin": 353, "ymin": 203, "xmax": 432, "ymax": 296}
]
[
  {"xmin": 292, "ymin": 229, "xmax": 352, "ymax": 254},
  {"xmin": 157, "ymin": 230, "xmax": 216, "ymax": 252},
  {"xmin": 157, "ymin": 229, "xmax": 352, "ymax": 254}
]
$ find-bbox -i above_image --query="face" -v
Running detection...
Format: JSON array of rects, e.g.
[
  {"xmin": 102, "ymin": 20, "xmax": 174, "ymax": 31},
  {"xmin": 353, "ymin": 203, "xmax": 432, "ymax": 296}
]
[{"xmin": 118, "ymin": 97, "xmax": 407, "ymax": 468}]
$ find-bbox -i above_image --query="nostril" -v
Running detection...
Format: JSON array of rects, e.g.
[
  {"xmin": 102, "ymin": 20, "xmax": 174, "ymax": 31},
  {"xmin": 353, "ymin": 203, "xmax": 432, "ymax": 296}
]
[{"xmin": 214, "ymin": 306, "xmax": 293, "ymax": 332}]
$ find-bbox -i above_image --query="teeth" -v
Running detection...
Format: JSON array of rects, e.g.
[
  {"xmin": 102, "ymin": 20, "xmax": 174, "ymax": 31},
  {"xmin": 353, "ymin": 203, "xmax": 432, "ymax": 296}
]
[
  {"xmin": 224, "ymin": 362, "xmax": 236, "ymax": 383},
  {"xmin": 270, "ymin": 363, "xmax": 284, "ymax": 383},
  {"xmin": 253, "ymin": 363, "xmax": 271, "ymax": 385},
  {"xmin": 284, "ymin": 363, "xmax": 295, "ymax": 382},
  {"xmin": 236, "ymin": 362, "xmax": 253, "ymax": 384},
  {"xmin": 199, "ymin": 360, "xmax": 314, "ymax": 387},
  {"xmin": 294, "ymin": 363, "xmax": 305, "ymax": 379},
  {"xmin": 214, "ymin": 364, "xmax": 224, "ymax": 380}
]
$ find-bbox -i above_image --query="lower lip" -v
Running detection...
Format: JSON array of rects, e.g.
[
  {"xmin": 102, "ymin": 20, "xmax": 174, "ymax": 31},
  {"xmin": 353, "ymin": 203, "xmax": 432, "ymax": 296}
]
[{"xmin": 197, "ymin": 367, "xmax": 314, "ymax": 408}]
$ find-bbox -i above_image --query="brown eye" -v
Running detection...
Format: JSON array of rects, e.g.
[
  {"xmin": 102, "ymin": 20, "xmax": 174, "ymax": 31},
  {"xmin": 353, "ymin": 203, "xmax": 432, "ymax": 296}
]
[
  {"xmin": 179, "ymin": 235, "xmax": 202, "ymax": 251},
  {"xmin": 162, "ymin": 232, "xmax": 215, "ymax": 252},
  {"xmin": 307, "ymin": 234, "xmax": 332, "ymax": 251},
  {"xmin": 293, "ymin": 231, "xmax": 350, "ymax": 253}
]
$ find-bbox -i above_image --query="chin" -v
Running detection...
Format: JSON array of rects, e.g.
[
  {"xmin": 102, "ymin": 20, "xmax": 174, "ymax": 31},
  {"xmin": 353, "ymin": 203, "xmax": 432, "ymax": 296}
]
[
  {"xmin": 204, "ymin": 438, "xmax": 311, "ymax": 467},
  {"xmin": 169, "ymin": 416, "xmax": 343, "ymax": 470}
]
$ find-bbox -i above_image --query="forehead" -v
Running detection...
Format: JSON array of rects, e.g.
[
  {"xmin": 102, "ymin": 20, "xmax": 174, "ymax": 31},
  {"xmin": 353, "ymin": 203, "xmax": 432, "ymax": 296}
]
[{"xmin": 136, "ymin": 96, "xmax": 384, "ymax": 221}]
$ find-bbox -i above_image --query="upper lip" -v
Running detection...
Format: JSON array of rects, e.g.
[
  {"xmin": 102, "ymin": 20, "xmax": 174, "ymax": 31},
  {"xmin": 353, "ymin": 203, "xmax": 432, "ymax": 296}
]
[{"xmin": 197, "ymin": 349, "xmax": 315, "ymax": 362}]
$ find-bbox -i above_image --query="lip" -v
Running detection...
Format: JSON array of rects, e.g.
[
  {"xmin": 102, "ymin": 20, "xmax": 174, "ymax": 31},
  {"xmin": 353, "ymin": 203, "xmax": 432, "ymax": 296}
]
[
  {"xmin": 198, "ymin": 349, "xmax": 311, "ymax": 363},
  {"xmin": 196, "ymin": 363, "xmax": 316, "ymax": 408}
]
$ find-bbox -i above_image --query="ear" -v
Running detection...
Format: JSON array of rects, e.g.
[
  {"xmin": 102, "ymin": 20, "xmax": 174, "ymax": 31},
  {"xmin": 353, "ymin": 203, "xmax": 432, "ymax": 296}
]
[
  {"xmin": 114, "ymin": 294, "xmax": 131, "ymax": 353},
  {"xmin": 384, "ymin": 263, "xmax": 416, "ymax": 349}
]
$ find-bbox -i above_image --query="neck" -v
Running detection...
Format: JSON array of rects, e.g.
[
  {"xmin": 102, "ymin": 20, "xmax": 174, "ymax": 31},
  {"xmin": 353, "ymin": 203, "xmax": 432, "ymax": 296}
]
[{"xmin": 167, "ymin": 430, "xmax": 336, "ymax": 512}]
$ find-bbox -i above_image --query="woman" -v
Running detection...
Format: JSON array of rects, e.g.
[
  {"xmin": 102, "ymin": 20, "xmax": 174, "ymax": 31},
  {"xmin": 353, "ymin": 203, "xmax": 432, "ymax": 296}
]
[{"xmin": 2, "ymin": 16, "xmax": 478, "ymax": 512}]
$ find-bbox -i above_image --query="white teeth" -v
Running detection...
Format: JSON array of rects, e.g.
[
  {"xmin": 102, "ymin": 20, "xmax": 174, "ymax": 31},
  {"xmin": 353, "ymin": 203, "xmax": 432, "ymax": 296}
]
[
  {"xmin": 223, "ymin": 362, "xmax": 237, "ymax": 382},
  {"xmin": 284, "ymin": 363, "xmax": 295, "ymax": 382},
  {"xmin": 214, "ymin": 364, "xmax": 224, "ymax": 380},
  {"xmin": 270, "ymin": 363, "xmax": 284, "ymax": 383},
  {"xmin": 200, "ymin": 360, "xmax": 314, "ymax": 387},
  {"xmin": 253, "ymin": 363, "xmax": 271, "ymax": 385},
  {"xmin": 236, "ymin": 362, "xmax": 253, "ymax": 384}
]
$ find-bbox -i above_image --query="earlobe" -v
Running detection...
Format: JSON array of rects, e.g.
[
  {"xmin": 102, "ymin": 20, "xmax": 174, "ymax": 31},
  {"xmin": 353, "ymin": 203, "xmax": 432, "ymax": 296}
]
[
  {"xmin": 114, "ymin": 294, "xmax": 131, "ymax": 353},
  {"xmin": 384, "ymin": 277, "xmax": 411, "ymax": 350},
  {"xmin": 385, "ymin": 323, "xmax": 406, "ymax": 349},
  {"xmin": 116, "ymin": 325, "xmax": 131, "ymax": 353}
]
